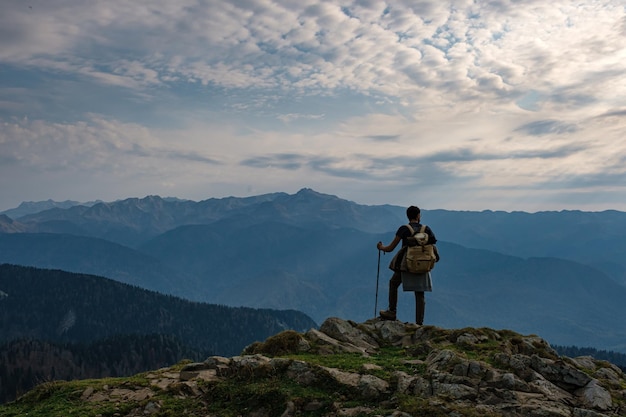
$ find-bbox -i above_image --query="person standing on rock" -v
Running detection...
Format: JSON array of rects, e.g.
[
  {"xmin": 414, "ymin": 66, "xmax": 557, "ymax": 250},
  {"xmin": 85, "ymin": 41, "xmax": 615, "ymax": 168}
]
[{"xmin": 376, "ymin": 205, "xmax": 439, "ymax": 324}]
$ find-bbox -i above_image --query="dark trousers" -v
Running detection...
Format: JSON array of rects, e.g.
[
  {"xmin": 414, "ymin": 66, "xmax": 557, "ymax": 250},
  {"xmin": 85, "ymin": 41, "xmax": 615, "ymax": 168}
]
[{"xmin": 388, "ymin": 271, "xmax": 425, "ymax": 324}]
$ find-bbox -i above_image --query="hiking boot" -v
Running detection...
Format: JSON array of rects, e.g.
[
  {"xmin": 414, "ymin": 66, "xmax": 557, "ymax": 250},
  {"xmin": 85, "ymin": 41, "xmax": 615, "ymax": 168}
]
[{"xmin": 379, "ymin": 310, "xmax": 397, "ymax": 320}]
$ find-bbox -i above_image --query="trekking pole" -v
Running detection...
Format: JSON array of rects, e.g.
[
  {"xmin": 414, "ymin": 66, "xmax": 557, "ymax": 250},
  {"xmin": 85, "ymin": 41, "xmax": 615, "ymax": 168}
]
[{"xmin": 374, "ymin": 249, "xmax": 381, "ymax": 318}]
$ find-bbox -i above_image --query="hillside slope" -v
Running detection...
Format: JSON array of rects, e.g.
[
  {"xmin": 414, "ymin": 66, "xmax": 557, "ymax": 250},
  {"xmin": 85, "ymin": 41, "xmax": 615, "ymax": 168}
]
[
  {"xmin": 0, "ymin": 233, "xmax": 201, "ymax": 299},
  {"xmin": 426, "ymin": 209, "xmax": 626, "ymax": 286},
  {"xmin": 139, "ymin": 222, "xmax": 626, "ymax": 352},
  {"xmin": 2, "ymin": 317, "xmax": 624, "ymax": 417},
  {"xmin": 0, "ymin": 264, "xmax": 317, "ymax": 404},
  {"xmin": 0, "ymin": 264, "xmax": 317, "ymax": 355},
  {"xmin": 2, "ymin": 226, "xmax": 625, "ymax": 353}
]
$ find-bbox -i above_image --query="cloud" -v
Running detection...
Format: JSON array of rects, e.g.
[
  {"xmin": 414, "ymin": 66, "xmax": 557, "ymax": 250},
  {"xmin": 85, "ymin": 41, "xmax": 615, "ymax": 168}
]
[
  {"xmin": 515, "ymin": 120, "xmax": 578, "ymax": 136},
  {"xmin": 241, "ymin": 154, "xmax": 304, "ymax": 170},
  {"xmin": 365, "ymin": 135, "xmax": 400, "ymax": 142},
  {"xmin": 0, "ymin": 116, "xmax": 221, "ymax": 174},
  {"xmin": 1, "ymin": 0, "xmax": 626, "ymax": 211},
  {"xmin": 163, "ymin": 150, "xmax": 221, "ymax": 165},
  {"xmin": 595, "ymin": 109, "xmax": 626, "ymax": 119},
  {"xmin": 277, "ymin": 113, "xmax": 325, "ymax": 123},
  {"xmin": 3, "ymin": 0, "xmax": 624, "ymax": 110}
]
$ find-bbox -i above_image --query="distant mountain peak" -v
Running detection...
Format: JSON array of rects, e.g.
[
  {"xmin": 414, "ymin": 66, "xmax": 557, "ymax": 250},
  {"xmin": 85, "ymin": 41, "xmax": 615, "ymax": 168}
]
[
  {"xmin": 296, "ymin": 187, "xmax": 319, "ymax": 195},
  {"xmin": 1, "ymin": 199, "xmax": 101, "ymax": 219},
  {"xmin": 296, "ymin": 187, "xmax": 333, "ymax": 196}
]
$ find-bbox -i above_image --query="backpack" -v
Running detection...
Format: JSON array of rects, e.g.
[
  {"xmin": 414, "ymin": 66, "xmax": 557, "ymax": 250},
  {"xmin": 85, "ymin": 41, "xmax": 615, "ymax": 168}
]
[{"xmin": 404, "ymin": 224, "xmax": 437, "ymax": 273}]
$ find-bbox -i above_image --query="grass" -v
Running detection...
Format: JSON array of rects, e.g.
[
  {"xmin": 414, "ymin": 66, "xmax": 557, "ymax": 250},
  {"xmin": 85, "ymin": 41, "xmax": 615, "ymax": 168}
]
[
  {"xmin": 1, "ymin": 327, "xmax": 621, "ymax": 417},
  {"xmin": 0, "ymin": 380, "xmax": 140, "ymax": 417},
  {"xmin": 0, "ymin": 346, "xmax": 414, "ymax": 417},
  {"xmin": 200, "ymin": 378, "xmax": 333, "ymax": 417}
]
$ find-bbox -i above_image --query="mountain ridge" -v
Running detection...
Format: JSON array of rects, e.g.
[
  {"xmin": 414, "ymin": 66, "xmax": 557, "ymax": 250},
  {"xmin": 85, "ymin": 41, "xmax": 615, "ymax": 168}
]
[
  {"xmin": 2, "ymin": 189, "xmax": 626, "ymax": 353},
  {"xmin": 1, "ymin": 189, "xmax": 404, "ymax": 246},
  {"xmin": 6, "ymin": 189, "xmax": 626, "ymax": 276}
]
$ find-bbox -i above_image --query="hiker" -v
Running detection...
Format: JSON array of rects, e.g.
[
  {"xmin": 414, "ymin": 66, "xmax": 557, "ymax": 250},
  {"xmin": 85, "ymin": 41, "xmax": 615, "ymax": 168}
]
[{"xmin": 376, "ymin": 205, "xmax": 439, "ymax": 324}]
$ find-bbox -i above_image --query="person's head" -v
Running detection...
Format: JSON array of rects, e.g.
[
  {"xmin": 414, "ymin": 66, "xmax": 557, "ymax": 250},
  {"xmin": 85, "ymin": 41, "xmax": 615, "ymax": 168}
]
[{"xmin": 406, "ymin": 205, "xmax": 420, "ymax": 221}]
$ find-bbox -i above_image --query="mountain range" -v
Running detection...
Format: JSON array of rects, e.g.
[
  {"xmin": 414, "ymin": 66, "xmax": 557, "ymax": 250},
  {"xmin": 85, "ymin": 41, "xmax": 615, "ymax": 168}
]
[{"xmin": 1, "ymin": 188, "xmax": 625, "ymax": 353}]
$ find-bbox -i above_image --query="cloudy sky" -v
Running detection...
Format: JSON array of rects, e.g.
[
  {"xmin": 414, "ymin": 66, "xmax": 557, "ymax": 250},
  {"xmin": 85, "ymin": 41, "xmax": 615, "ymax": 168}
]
[{"xmin": 1, "ymin": 0, "xmax": 625, "ymax": 212}]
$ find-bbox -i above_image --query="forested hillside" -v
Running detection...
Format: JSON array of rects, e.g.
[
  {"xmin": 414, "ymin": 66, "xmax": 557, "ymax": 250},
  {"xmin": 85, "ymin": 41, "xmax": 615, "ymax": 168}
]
[
  {"xmin": 553, "ymin": 345, "xmax": 626, "ymax": 371},
  {"xmin": 0, "ymin": 264, "xmax": 317, "ymax": 403},
  {"xmin": 0, "ymin": 335, "xmax": 202, "ymax": 403},
  {"xmin": 0, "ymin": 264, "xmax": 316, "ymax": 353}
]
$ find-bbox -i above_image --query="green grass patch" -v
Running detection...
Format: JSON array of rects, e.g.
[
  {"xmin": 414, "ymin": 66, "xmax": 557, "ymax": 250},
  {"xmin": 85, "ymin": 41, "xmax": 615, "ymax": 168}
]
[
  {"xmin": 0, "ymin": 374, "xmax": 155, "ymax": 417},
  {"xmin": 0, "ymin": 380, "xmax": 140, "ymax": 417},
  {"xmin": 282, "ymin": 352, "xmax": 368, "ymax": 371},
  {"xmin": 199, "ymin": 376, "xmax": 341, "ymax": 417}
]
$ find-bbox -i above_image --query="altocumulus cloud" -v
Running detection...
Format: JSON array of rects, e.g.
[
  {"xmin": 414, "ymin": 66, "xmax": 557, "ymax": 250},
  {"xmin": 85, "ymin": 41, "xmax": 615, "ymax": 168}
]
[{"xmin": 0, "ymin": 0, "xmax": 625, "ymax": 212}]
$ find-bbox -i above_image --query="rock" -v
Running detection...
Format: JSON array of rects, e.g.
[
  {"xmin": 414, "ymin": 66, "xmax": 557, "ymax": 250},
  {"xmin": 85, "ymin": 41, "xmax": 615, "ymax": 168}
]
[
  {"xmin": 305, "ymin": 328, "xmax": 368, "ymax": 355},
  {"xmin": 229, "ymin": 354, "xmax": 272, "ymax": 378},
  {"xmin": 336, "ymin": 406, "xmax": 375, "ymax": 416},
  {"xmin": 322, "ymin": 367, "xmax": 360, "ymax": 387},
  {"xmin": 358, "ymin": 374, "xmax": 389, "ymax": 399},
  {"xmin": 321, "ymin": 366, "xmax": 389, "ymax": 399},
  {"xmin": 204, "ymin": 356, "xmax": 230, "ymax": 368},
  {"xmin": 531, "ymin": 355, "xmax": 592, "ymax": 389},
  {"xmin": 41, "ymin": 316, "xmax": 626, "ymax": 417},
  {"xmin": 180, "ymin": 362, "xmax": 210, "ymax": 372},
  {"xmin": 143, "ymin": 401, "xmax": 160, "ymax": 415},
  {"xmin": 286, "ymin": 360, "xmax": 318, "ymax": 386},
  {"xmin": 577, "ymin": 379, "xmax": 613, "ymax": 411},
  {"xmin": 497, "ymin": 372, "xmax": 531, "ymax": 392},
  {"xmin": 361, "ymin": 363, "xmax": 382, "ymax": 372},
  {"xmin": 572, "ymin": 408, "xmax": 612, "ymax": 417},
  {"xmin": 280, "ymin": 401, "xmax": 296, "ymax": 417},
  {"xmin": 373, "ymin": 319, "xmax": 416, "ymax": 344},
  {"xmin": 513, "ymin": 335, "xmax": 558, "ymax": 358},
  {"xmin": 528, "ymin": 377, "xmax": 574, "ymax": 403},
  {"xmin": 431, "ymin": 380, "xmax": 477, "ymax": 400},
  {"xmin": 515, "ymin": 402, "xmax": 572, "ymax": 417},
  {"xmin": 426, "ymin": 349, "xmax": 461, "ymax": 372},
  {"xmin": 570, "ymin": 356, "xmax": 598, "ymax": 372},
  {"xmin": 319, "ymin": 317, "xmax": 379, "ymax": 353},
  {"xmin": 456, "ymin": 332, "xmax": 479, "ymax": 345},
  {"xmin": 81, "ymin": 386, "xmax": 94, "ymax": 400},
  {"xmin": 179, "ymin": 369, "xmax": 218, "ymax": 382},
  {"xmin": 594, "ymin": 367, "xmax": 620, "ymax": 383},
  {"xmin": 392, "ymin": 370, "xmax": 418, "ymax": 394}
]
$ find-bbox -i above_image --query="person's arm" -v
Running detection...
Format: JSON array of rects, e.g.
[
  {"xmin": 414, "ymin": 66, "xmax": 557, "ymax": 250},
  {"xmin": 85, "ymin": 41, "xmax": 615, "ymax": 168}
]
[{"xmin": 377, "ymin": 235, "xmax": 401, "ymax": 253}]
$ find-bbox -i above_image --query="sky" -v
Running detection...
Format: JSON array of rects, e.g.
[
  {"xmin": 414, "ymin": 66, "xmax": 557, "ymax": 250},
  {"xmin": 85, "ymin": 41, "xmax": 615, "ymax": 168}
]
[{"xmin": 1, "ymin": 0, "xmax": 625, "ymax": 213}]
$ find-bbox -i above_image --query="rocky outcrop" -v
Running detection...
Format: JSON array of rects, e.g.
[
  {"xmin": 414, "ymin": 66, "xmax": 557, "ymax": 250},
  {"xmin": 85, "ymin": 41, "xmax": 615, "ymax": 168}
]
[{"xmin": 64, "ymin": 318, "xmax": 626, "ymax": 416}]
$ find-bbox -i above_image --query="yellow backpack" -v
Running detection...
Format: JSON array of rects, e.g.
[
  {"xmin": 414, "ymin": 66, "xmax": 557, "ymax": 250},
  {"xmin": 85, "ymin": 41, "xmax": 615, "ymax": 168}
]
[{"xmin": 404, "ymin": 224, "xmax": 437, "ymax": 273}]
